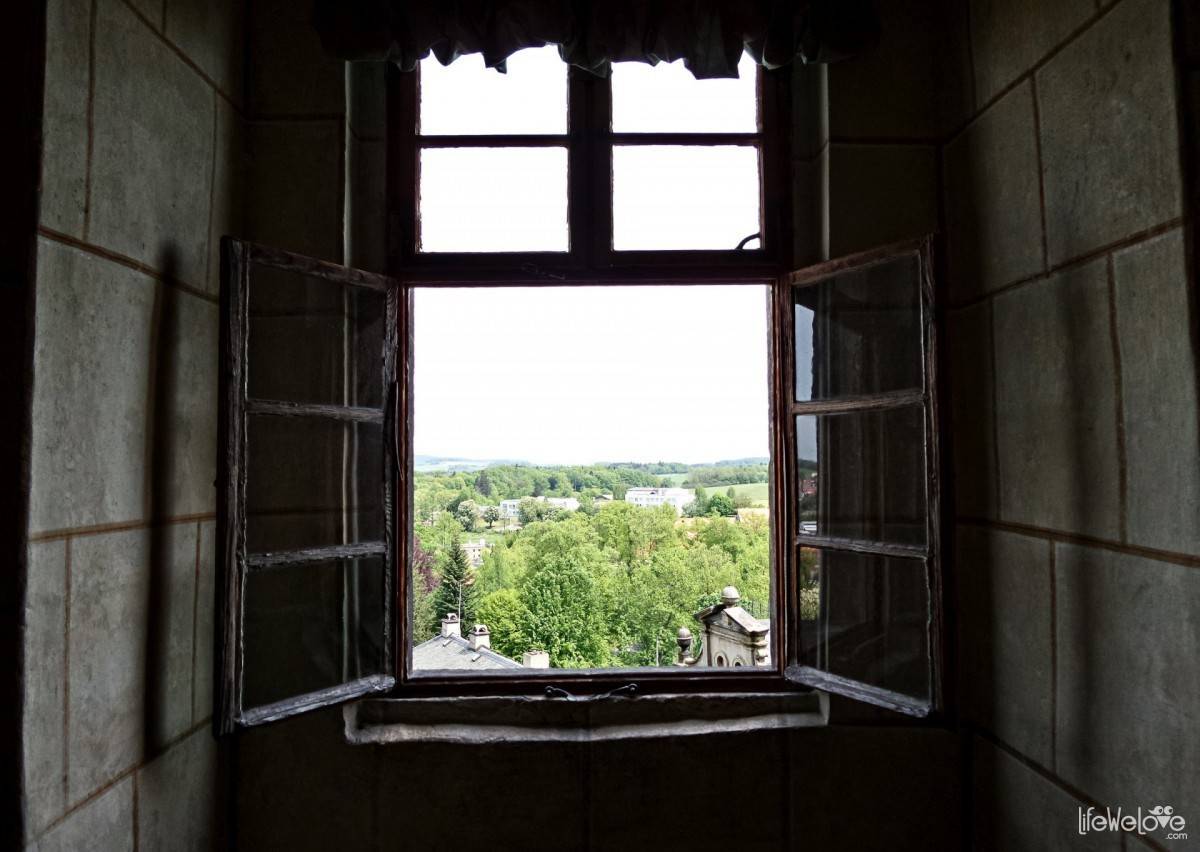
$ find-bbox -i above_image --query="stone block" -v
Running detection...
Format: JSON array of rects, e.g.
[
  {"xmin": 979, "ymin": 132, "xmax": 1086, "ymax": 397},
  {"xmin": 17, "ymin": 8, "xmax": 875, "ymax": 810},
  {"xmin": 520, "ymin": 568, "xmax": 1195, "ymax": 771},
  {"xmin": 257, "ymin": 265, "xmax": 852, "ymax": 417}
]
[
  {"xmin": 971, "ymin": 737, "xmax": 1118, "ymax": 851},
  {"xmin": 944, "ymin": 81, "xmax": 1044, "ymax": 302},
  {"xmin": 22, "ymin": 541, "xmax": 67, "ymax": 837},
  {"xmin": 246, "ymin": 120, "xmax": 343, "ymax": 262},
  {"xmin": 68, "ymin": 525, "xmax": 196, "ymax": 801},
  {"xmin": 33, "ymin": 776, "xmax": 134, "ymax": 852},
  {"xmin": 993, "ymin": 260, "xmax": 1121, "ymax": 538},
  {"xmin": 193, "ymin": 521, "xmax": 216, "ymax": 724},
  {"xmin": 153, "ymin": 288, "xmax": 219, "ymax": 519},
  {"xmin": 947, "ymin": 302, "xmax": 998, "ymax": 519},
  {"xmin": 89, "ymin": 0, "xmax": 214, "ymax": 289},
  {"xmin": 30, "ymin": 240, "xmax": 156, "ymax": 533},
  {"xmin": 1055, "ymin": 543, "xmax": 1200, "ymax": 814},
  {"xmin": 791, "ymin": 726, "xmax": 960, "ymax": 851},
  {"xmin": 237, "ymin": 710, "xmax": 376, "ymax": 852},
  {"xmin": 969, "ymin": 0, "xmax": 1094, "ymax": 105},
  {"xmin": 825, "ymin": 144, "xmax": 938, "ymax": 257},
  {"xmin": 247, "ymin": 0, "xmax": 344, "ymax": 117},
  {"xmin": 591, "ymin": 730, "xmax": 784, "ymax": 850},
  {"xmin": 956, "ymin": 527, "xmax": 1053, "ymax": 765},
  {"xmin": 347, "ymin": 136, "xmax": 387, "ymax": 274},
  {"xmin": 40, "ymin": 0, "xmax": 90, "ymax": 237},
  {"xmin": 1113, "ymin": 228, "xmax": 1200, "ymax": 556},
  {"xmin": 348, "ymin": 62, "xmax": 387, "ymax": 140},
  {"xmin": 1037, "ymin": 0, "xmax": 1182, "ymax": 265},
  {"xmin": 208, "ymin": 99, "xmax": 246, "ymax": 296},
  {"xmin": 136, "ymin": 727, "xmax": 217, "ymax": 852},
  {"xmin": 378, "ymin": 738, "xmax": 587, "ymax": 851},
  {"xmin": 165, "ymin": 0, "xmax": 244, "ymax": 100}
]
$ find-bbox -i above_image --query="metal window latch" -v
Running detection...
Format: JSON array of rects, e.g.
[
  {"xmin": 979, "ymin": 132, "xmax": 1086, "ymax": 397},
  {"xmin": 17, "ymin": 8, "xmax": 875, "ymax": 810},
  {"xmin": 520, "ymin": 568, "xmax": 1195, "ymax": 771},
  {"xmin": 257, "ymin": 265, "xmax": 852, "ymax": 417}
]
[{"xmin": 544, "ymin": 683, "xmax": 638, "ymax": 701}]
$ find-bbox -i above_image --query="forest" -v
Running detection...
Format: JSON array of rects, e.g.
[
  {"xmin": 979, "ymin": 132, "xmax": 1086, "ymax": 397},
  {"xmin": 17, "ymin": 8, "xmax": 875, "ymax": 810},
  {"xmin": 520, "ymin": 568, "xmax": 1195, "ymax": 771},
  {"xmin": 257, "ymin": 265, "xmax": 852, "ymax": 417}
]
[{"xmin": 411, "ymin": 461, "xmax": 776, "ymax": 668}]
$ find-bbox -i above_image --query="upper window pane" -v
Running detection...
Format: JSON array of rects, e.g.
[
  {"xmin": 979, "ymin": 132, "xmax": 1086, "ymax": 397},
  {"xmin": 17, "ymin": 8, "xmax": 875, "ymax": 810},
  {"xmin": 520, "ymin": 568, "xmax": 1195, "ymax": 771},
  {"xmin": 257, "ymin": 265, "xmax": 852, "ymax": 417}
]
[
  {"xmin": 419, "ymin": 147, "xmax": 569, "ymax": 252},
  {"xmin": 419, "ymin": 46, "xmax": 567, "ymax": 135},
  {"xmin": 611, "ymin": 52, "xmax": 757, "ymax": 133},
  {"xmin": 612, "ymin": 146, "xmax": 760, "ymax": 250}
]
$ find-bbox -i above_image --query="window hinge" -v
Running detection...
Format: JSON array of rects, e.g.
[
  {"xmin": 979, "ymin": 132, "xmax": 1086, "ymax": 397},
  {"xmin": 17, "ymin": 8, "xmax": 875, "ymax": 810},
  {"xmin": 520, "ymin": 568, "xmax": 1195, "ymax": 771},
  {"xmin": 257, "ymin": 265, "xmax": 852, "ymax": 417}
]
[{"xmin": 544, "ymin": 683, "xmax": 638, "ymax": 701}]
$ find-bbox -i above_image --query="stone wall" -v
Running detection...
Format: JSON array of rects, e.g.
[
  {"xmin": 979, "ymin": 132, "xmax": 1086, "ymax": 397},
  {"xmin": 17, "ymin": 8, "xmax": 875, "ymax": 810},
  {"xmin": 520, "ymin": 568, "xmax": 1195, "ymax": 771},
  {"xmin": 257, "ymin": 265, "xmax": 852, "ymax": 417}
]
[
  {"xmin": 21, "ymin": 0, "xmax": 244, "ymax": 846},
  {"xmin": 942, "ymin": 0, "xmax": 1200, "ymax": 847}
]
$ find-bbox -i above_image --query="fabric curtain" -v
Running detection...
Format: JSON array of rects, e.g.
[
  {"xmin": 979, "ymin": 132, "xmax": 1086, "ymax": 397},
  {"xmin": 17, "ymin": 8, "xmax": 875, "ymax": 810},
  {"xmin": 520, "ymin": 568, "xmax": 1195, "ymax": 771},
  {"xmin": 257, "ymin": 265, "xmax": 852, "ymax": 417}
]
[{"xmin": 314, "ymin": 0, "xmax": 879, "ymax": 79}]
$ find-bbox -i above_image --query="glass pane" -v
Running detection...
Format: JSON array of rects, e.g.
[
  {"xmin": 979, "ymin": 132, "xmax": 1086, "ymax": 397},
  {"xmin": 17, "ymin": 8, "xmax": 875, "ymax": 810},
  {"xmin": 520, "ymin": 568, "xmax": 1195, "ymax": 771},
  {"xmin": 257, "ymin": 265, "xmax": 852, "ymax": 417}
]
[
  {"xmin": 419, "ymin": 45, "xmax": 567, "ymax": 135},
  {"xmin": 248, "ymin": 265, "xmax": 385, "ymax": 408},
  {"xmin": 611, "ymin": 52, "xmax": 757, "ymax": 132},
  {"xmin": 612, "ymin": 146, "xmax": 760, "ymax": 250},
  {"xmin": 242, "ymin": 556, "xmax": 386, "ymax": 709},
  {"xmin": 246, "ymin": 416, "xmax": 384, "ymax": 553},
  {"xmin": 794, "ymin": 254, "xmax": 924, "ymax": 401},
  {"xmin": 799, "ymin": 547, "xmax": 930, "ymax": 703},
  {"xmin": 796, "ymin": 405, "xmax": 928, "ymax": 546},
  {"xmin": 419, "ymin": 147, "xmax": 568, "ymax": 252}
]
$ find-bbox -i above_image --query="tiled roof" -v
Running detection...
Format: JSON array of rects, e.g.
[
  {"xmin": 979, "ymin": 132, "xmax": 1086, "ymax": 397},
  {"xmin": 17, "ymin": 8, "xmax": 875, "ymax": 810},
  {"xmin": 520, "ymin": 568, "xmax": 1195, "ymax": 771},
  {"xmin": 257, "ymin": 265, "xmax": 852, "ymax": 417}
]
[{"xmin": 412, "ymin": 634, "xmax": 524, "ymax": 670}]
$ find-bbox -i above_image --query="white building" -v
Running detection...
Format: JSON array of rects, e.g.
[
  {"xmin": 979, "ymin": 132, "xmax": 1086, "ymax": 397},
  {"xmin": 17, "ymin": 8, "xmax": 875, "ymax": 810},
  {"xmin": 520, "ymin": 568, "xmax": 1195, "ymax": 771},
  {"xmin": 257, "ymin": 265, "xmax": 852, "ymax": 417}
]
[
  {"xmin": 461, "ymin": 538, "xmax": 488, "ymax": 567},
  {"xmin": 499, "ymin": 495, "xmax": 580, "ymax": 519},
  {"xmin": 624, "ymin": 487, "xmax": 695, "ymax": 514}
]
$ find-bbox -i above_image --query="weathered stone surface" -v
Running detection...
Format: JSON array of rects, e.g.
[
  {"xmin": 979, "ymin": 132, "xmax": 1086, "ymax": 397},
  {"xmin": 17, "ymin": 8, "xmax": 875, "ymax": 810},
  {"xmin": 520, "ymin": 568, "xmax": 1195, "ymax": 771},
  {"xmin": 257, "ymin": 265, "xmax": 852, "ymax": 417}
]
[
  {"xmin": 1113, "ymin": 228, "xmax": 1200, "ymax": 556},
  {"xmin": 972, "ymin": 737, "xmax": 1118, "ymax": 851},
  {"xmin": 247, "ymin": 0, "xmax": 344, "ymax": 117},
  {"xmin": 137, "ymin": 728, "xmax": 217, "ymax": 852},
  {"xmin": 193, "ymin": 521, "xmax": 216, "ymax": 724},
  {"xmin": 89, "ymin": 0, "xmax": 214, "ymax": 289},
  {"xmin": 948, "ymin": 302, "xmax": 998, "ymax": 519},
  {"xmin": 40, "ymin": 0, "xmax": 90, "ymax": 237},
  {"xmin": 22, "ymin": 541, "xmax": 67, "ymax": 837},
  {"xmin": 593, "ymin": 730, "xmax": 784, "ymax": 851},
  {"xmin": 956, "ymin": 526, "xmax": 1053, "ymax": 766},
  {"xmin": 165, "ymin": 0, "xmax": 244, "ymax": 100},
  {"xmin": 791, "ymin": 726, "xmax": 961, "ymax": 851},
  {"xmin": 993, "ymin": 260, "xmax": 1121, "ymax": 538},
  {"xmin": 208, "ymin": 99, "xmax": 246, "ymax": 296},
  {"xmin": 1037, "ymin": 0, "xmax": 1182, "ymax": 265},
  {"xmin": 1055, "ymin": 544, "xmax": 1200, "ymax": 815},
  {"xmin": 68, "ymin": 525, "xmax": 197, "ymax": 801},
  {"xmin": 153, "ymin": 288, "xmax": 219, "ymax": 519},
  {"xmin": 826, "ymin": 144, "xmax": 938, "ymax": 257},
  {"xmin": 969, "ymin": 0, "xmax": 1094, "ymax": 105},
  {"xmin": 944, "ymin": 81, "xmax": 1044, "ymax": 302},
  {"xmin": 68, "ymin": 529, "xmax": 148, "ymax": 802},
  {"xmin": 826, "ymin": 0, "xmax": 951, "ymax": 140},
  {"xmin": 30, "ymin": 240, "xmax": 156, "ymax": 533},
  {"xmin": 33, "ymin": 776, "xmax": 134, "ymax": 852},
  {"xmin": 346, "ymin": 136, "xmax": 387, "ymax": 275},
  {"xmin": 245, "ymin": 121, "xmax": 343, "ymax": 262}
]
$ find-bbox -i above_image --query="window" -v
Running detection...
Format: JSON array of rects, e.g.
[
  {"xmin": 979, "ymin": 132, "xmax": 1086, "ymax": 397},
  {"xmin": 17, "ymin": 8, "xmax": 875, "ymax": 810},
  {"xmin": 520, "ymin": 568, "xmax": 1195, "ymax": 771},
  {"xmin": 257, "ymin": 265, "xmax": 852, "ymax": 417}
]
[{"xmin": 214, "ymin": 48, "xmax": 943, "ymax": 733}]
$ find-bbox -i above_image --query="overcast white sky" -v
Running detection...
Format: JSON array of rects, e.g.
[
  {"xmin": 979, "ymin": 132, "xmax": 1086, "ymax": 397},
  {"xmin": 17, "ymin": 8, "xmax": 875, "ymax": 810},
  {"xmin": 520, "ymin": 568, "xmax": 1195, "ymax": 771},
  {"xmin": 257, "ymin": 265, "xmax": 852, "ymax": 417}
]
[
  {"xmin": 414, "ymin": 48, "xmax": 771, "ymax": 466},
  {"xmin": 414, "ymin": 286, "xmax": 769, "ymax": 465}
]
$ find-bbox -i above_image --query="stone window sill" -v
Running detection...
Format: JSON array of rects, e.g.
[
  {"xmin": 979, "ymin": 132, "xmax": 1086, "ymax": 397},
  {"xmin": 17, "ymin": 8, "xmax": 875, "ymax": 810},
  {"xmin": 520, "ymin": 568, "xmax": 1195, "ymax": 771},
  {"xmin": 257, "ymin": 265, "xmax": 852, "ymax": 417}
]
[{"xmin": 344, "ymin": 690, "xmax": 826, "ymax": 745}]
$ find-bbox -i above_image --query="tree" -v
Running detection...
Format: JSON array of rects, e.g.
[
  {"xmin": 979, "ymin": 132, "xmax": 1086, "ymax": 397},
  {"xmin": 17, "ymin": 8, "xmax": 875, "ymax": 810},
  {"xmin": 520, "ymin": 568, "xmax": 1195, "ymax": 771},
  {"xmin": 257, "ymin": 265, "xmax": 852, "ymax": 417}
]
[
  {"xmin": 482, "ymin": 505, "xmax": 501, "ymax": 529},
  {"xmin": 474, "ymin": 468, "xmax": 492, "ymax": 497},
  {"xmin": 706, "ymin": 493, "xmax": 736, "ymax": 517},
  {"xmin": 475, "ymin": 588, "xmax": 529, "ymax": 660},
  {"xmin": 430, "ymin": 534, "xmax": 478, "ymax": 631},
  {"xmin": 455, "ymin": 499, "xmax": 480, "ymax": 532}
]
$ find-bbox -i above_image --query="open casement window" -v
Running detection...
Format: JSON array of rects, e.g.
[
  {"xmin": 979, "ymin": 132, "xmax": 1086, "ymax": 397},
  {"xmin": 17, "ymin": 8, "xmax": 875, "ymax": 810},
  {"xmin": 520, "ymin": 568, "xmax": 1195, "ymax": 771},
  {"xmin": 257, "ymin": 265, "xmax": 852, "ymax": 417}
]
[
  {"xmin": 214, "ymin": 237, "xmax": 400, "ymax": 734},
  {"xmin": 779, "ymin": 237, "xmax": 943, "ymax": 717}
]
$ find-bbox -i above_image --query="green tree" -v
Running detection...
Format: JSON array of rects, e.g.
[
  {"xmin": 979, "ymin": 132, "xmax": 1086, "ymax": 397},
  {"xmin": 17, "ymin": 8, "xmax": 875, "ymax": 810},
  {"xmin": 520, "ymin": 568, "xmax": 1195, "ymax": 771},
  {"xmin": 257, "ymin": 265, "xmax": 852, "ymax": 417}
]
[
  {"xmin": 706, "ymin": 493, "xmax": 736, "ymax": 517},
  {"xmin": 455, "ymin": 500, "xmax": 480, "ymax": 532},
  {"xmin": 474, "ymin": 468, "xmax": 493, "ymax": 497},
  {"xmin": 482, "ymin": 505, "xmax": 501, "ymax": 529},
  {"xmin": 475, "ymin": 588, "xmax": 529, "ymax": 660},
  {"xmin": 430, "ymin": 534, "xmax": 477, "ymax": 630}
]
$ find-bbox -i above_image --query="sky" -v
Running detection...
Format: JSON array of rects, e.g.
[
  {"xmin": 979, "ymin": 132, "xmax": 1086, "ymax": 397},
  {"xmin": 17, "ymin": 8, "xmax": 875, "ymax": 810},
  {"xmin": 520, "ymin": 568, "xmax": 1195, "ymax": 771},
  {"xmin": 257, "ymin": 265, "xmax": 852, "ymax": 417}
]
[
  {"xmin": 413, "ymin": 48, "xmax": 772, "ymax": 466},
  {"xmin": 414, "ymin": 286, "xmax": 770, "ymax": 465}
]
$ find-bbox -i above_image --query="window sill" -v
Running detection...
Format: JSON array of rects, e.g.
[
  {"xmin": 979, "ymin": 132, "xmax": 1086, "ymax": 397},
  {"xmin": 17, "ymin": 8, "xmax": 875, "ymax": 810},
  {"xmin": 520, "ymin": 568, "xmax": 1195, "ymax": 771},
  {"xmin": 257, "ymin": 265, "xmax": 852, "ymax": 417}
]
[{"xmin": 344, "ymin": 690, "xmax": 826, "ymax": 745}]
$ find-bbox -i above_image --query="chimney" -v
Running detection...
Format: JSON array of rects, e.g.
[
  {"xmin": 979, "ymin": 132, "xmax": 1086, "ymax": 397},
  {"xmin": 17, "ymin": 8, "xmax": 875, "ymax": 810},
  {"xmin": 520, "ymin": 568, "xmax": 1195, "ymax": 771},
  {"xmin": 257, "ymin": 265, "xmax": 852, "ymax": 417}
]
[
  {"xmin": 468, "ymin": 624, "xmax": 491, "ymax": 651},
  {"xmin": 522, "ymin": 650, "xmax": 550, "ymax": 669},
  {"xmin": 441, "ymin": 613, "xmax": 461, "ymax": 638}
]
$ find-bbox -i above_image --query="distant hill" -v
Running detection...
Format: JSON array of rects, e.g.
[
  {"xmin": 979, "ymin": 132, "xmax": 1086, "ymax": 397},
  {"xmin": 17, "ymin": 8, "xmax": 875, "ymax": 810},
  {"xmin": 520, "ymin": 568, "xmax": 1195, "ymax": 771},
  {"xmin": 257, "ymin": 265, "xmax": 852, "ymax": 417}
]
[{"xmin": 414, "ymin": 455, "xmax": 530, "ymax": 473}]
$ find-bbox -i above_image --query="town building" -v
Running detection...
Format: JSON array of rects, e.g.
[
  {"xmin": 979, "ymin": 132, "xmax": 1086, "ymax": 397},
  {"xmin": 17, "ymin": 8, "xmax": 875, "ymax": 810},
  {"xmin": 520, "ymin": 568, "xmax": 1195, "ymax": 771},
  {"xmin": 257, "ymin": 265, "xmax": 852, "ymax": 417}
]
[
  {"xmin": 623, "ymin": 486, "xmax": 695, "ymax": 514},
  {"xmin": 678, "ymin": 586, "xmax": 771, "ymax": 668},
  {"xmin": 460, "ymin": 538, "xmax": 488, "ymax": 567},
  {"xmin": 498, "ymin": 495, "xmax": 579, "ymax": 519},
  {"xmin": 412, "ymin": 615, "xmax": 526, "ymax": 670}
]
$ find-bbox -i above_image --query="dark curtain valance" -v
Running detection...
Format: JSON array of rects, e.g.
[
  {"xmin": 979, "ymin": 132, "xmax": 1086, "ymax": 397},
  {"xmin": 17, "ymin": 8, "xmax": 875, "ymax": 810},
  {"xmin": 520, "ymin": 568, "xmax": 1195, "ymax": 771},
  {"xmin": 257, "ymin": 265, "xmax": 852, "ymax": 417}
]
[{"xmin": 314, "ymin": 1, "xmax": 879, "ymax": 79}]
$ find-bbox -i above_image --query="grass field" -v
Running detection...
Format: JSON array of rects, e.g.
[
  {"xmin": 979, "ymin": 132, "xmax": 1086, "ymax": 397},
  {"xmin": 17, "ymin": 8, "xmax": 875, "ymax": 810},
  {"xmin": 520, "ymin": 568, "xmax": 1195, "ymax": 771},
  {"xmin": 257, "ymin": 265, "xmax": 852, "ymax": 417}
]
[
  {"xmin": 699, "ymin": 481, "xmax": 770, "ymax": 507},
  {"xmin": 657, "ymin": 473, "xmax": 689, "ymax": 485}
]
